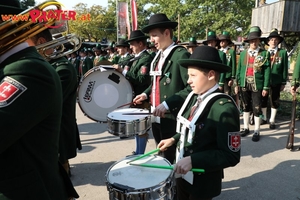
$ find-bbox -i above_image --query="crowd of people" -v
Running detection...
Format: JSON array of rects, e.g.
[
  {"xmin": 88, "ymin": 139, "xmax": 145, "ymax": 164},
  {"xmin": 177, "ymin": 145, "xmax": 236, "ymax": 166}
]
[{"xmin": 2, "ymin": 0, "xmax": 300, "ymax": 199}]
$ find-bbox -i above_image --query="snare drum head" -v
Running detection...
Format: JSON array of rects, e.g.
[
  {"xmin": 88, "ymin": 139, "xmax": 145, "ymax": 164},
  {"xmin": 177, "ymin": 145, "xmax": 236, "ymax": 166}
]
[
  {"xmin": 107, "ymin": 156, "xmax": 172, "ymax": 191},
  {"xmin": 107, "ymin": 108, "xmax": 149, "ymax": 121},
  {"xmin": 78, "ymin": 67, "xmax": 133, "ymax": 122}
]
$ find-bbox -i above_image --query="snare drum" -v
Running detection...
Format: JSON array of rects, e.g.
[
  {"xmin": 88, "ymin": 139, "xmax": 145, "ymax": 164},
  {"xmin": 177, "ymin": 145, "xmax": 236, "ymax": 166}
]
[
  {"xmin": 107, "ymin": 108, "xmax": 151, "ymax": 137},
  {"xmin": 106, "ymin": 155, "xmax": 174, "ymax": 200},
  {"xmin": 77, "ymin": 67, "xmax": 133, "ymax": 122}
]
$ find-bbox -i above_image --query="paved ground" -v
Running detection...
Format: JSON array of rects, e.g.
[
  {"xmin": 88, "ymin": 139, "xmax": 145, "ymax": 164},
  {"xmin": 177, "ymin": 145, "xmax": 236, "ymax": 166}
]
[{"xmin": 70, "ymin": 104, "xmax": 300, "ymax": 200}]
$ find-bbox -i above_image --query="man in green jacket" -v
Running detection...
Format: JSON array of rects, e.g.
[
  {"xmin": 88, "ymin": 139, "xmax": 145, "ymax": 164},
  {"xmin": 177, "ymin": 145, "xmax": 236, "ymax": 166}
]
[
  {"xmin": 114, "ymin": 30, "xmax": 153, "ymax": 155},
  {"xmin": 133, "ymin": 13, "xmax": 191, "ymax": 164},
  {"xmin": 261, "ymin": 28, "xmax": 288, "ymax": 129},
  {"xmin": 32, "ymin": 28, "xmax": 82, "ymax": 177},
  {"xmin": 236, "ymin": 26, "xmax": 271, "ymax": 142},
  {"xmin": 218, "ymin": 31, "xmax": 237, "ymax": 96},
  {"xmin": 291, "ymin": 53, "xmax": 300, "ymax": 95},
  {"xmin": 158, "ymin": 46, "xmax": 240, "ymax": 200},
  {"xmin": 0, "ymin": 1, "xmax": 78, "ymax": 199}
]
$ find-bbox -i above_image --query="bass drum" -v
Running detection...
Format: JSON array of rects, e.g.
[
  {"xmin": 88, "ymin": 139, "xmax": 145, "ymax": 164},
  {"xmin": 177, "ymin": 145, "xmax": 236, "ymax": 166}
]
[{"xmin": 77, "ymin": 66, "xmax": 133, "ymax": 122}]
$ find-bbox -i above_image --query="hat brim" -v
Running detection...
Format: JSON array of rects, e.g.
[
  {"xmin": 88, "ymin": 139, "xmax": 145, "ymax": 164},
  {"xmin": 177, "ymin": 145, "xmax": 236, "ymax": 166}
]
[
  {"xmin": 203, "ymin": 39, "xmax": 220, "ymax": 46},
  {"xmin": 219, "ymin": 38, "xmax": 233, "ymax": 45},
  {"xmin": 178, "ymin": 59, "xmax": 230, "ymax": 73},
  {"xmin": 244, "ymin": 36, "xmax": 264, "ymax": 42},
  {"xmin": 187, "ymin": 44, "xmax": 198, "ymax": 48},
  {"xmin": 0, "ymin": 6, "xmax": 24, "ymax": 15},
  {"xmin": 126, "ymin": 36, "xmax": 149, "ymax": 42},
  {"xmin": 264, "ymin": 36, "xmax": 284, "ymax": 45},
  {"xmin": 142, "ymin": 21, "xmax": 178, "ymax": 33}
]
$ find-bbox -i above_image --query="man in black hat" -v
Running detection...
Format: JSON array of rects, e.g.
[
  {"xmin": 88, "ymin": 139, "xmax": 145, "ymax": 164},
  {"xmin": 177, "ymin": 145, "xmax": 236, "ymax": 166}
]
[
  {"xmin": 30, "ymin": 28, "xmax": 82, "ymax": 177},
  {"xmin": 261, "ymin": 28, "xmax": 288, "ymax": 129},
  {"xmin": 236, "ymin": 26, "xmax": 271, "ymax": 142},
  {"xmin": 218, "ymin": 31, "xmax": 236, "ymax": 96},
  {"xmin": 158, "ymin": 46, "xmax": 240, "ymax": 200},
  {"xmin": 186, "ymin": 37, "xmax": 198, "ymax": 54},
  {"xmin": 93, "ymin": 44, "xmax": 111, "ymax": 66},
  {"xmin": 115, "ymin": 39, "xmax": 134, "ymax": 69},
  {"xmin": 0, "ymin": 1, "xmax": 78, "ymax": 199},
  {"xmin": 106, "ymin": 41, "xmax": 120, "ymax": 64},
  {"xmin": 78, "ymin": 47, "xmax": 93, "ymax": 82},
  {"xmin": 133, "ymin": 13, "xmax": 191, "ymax": 164},
  {"xmin": 114, "ymin": 30, "xmax": 153, "ymax": 155}
]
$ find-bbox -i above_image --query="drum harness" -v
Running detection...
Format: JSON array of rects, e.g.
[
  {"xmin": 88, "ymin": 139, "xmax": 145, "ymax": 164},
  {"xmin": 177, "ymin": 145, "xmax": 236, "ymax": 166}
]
[
  {"xmin": 149, "ymin": 45, "xmax": 182, "ymax": 123},
  {"xmin": 175, "ymin": 90, "xmax": 237, "ymax": 184}
]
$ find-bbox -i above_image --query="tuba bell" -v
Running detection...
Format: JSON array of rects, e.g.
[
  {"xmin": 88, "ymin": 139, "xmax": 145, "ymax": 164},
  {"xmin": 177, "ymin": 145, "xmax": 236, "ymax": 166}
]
[{"xmin": 0, "ymin": 0, "xmax": 62, "ymax": 55}]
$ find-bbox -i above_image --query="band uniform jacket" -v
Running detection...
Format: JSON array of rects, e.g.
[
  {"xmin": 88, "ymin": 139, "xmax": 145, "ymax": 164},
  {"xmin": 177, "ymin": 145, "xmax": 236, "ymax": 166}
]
[
  {"xmin": 173, "ymin": 90, "xmax": 241, "ymax": 198},
  {"xmin": 93, "ymin": 55, "xmax": 108, "ymax": 66},
  {"xmin": 292, "ymin": 53, "xmax": 300, "ymax": 87},
  {"xmin": 118, "ymin": 54, "xmax": 134, "ymax": 68},
  {"xmin": 269, "ymin": 48, "xmax": 288, "ymax": 86},
  {"xmin": 236, "ymin": 49, "xmax": 271, "ymax": 91},
  {"xmin": 77, "ymin": 57, "xmax": 93, "ymax": 78},
  {"xmin": 125, "ymin": 50, "xmax": 153, "ymax": 96},
  {"xmin": 0, "ymin": 47, "xmax": 77, "ymax": 199},
  {"xmin": 108, "ymin": 54, "xmax": 120, "ymax": 64},
  {"xmin": 143, "ymin": 46, "xmax": 191, "ymax": 133},
  {"xmin": 50, "ymin": 57, "xmax": 81, "ymax": 163},
  {"xmin": 219, "ymin": 48, "xmax": 236, "ymax": 86},
  {"xmin": 69, "ymin": 57, "xmax": 80, "ymax": 73}
]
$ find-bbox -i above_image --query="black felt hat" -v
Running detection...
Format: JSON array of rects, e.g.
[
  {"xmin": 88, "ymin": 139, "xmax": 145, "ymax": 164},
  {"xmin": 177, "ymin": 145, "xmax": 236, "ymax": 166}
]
[
  {"xmin": 187, "ymin": 37, "xmax": 198, "ymax": 48},
  {"xmin": 218, "ymin": 31, "xmax": 233, "ymax": 45},
  {"xmin": 115, "ymin": 39, "xmax": 130, "ymax": 47},
  {"xmin": 265, "ymin": 28, "xmax": 284, "ymax": 44},
  {"xmin": 244, "ymin": 26, "xmax": 264, "ymax": 42},
  {"xmin": 178, "ymin": 46, "xmax": 230, "ymax": 73},
  {"xmin": 127, "ymin": 30, "xmax": 149, "ymax": 42},
  {"xmin": 142, "ymin": 13, "xmax": 178, "ymax": 33},
  {"xmin": 203, "ymin": 31, "xmax": 219, "ymax": 45},
  {"xmin": 94, "ymin": 44, "xmax": 102, "ymax": 51},
  {"xmin": 0, "ymin": 0, "xmax": 25, "ymax": 15}
]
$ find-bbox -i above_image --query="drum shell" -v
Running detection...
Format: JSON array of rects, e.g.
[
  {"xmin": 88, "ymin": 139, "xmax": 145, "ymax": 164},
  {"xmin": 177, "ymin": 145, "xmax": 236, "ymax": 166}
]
[
  {"xmin": 107, "ymin": 116, "xmax": 151, "ymax": 137},
  {"xmin": 105, "ymin": 155, "xmax": 174, "ymax": 200}
]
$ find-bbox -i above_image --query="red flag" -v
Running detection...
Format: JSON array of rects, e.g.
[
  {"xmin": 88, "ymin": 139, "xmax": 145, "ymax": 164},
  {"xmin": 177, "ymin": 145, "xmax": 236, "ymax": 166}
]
[{"xmin": 131, "ymin": 0, "xmax": 138, "ymax": 31}]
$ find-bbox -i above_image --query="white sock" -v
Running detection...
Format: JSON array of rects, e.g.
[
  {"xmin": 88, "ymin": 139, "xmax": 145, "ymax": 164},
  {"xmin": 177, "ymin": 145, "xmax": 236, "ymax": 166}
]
[
  {"xmin": 261, "ymin": 107, "xmax": 267, "ymax": 121},
  {"xmin": 269, "ymin": 108, "xmax": 277, "ymax": 123},
  {"xmin": 254, "ymin": 116, "xmax": 260, "ymax": 132},
  {"xmin": 243, "ymin": 112, "xmax": 250, "ymax": 129}
]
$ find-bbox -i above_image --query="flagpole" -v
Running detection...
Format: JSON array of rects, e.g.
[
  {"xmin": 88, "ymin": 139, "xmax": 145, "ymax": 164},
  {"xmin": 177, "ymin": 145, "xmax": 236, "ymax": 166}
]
[{"xmin": 116, "ymin": 0, "xmax": 119, "ymax": 43}]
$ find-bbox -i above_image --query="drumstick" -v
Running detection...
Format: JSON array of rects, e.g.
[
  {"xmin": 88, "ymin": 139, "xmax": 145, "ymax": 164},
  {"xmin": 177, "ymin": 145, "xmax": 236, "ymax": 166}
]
[
  {"xmin": 129, "ymin": 163, "xmax": 205, "ymax": 173},
  {"xmin": 126, "ymin": 148, "xmax": 160, "ymax": 164},
  {"xmin": 116, "ymin": 102, "xmax": 133, "ymax": 108}
]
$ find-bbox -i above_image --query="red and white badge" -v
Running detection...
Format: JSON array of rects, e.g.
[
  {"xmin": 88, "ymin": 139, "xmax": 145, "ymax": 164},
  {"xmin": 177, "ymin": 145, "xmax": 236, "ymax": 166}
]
[
  {"xmin": 0, "ymin": 76, "xmax": 27, "ymax": 108},
  {"xmin": 228, "ymin": 131, "xmax": 241, "ymax": 152},
  {"xmin": 140, "ymin": 66, "xmax": 148, "ymax": 75}
]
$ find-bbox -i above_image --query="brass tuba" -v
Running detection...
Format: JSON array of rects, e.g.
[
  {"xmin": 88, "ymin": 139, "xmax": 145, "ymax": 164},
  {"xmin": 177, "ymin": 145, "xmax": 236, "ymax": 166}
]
[
  {"xmin": 0, "ymin": 0, "xmax": 62, "ymax": 55},
  {"xmin": 36, "ymin": 33, "xmax": 82, "ymax": 60}
]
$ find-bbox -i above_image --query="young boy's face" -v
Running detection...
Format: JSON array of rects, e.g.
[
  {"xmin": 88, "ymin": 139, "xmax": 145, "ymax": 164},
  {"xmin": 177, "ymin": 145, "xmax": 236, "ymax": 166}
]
[
  {"xmin": 149, "ymin": 28, "xmax": 168, "ymax": 50},
  {"xmin": 187, "ymin": 67, "xmax": 215, "ymax": 95}
]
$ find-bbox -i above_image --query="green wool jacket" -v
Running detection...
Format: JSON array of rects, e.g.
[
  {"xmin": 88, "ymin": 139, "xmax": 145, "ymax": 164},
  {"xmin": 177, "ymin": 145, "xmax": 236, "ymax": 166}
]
[
  {"xmin": 0, "ymin": 47, "xmax": 77, "ymax": 199},
  {"xmin": 269, "ymin": 48, "xmax": 288, "ymax": 86},
  {"xmin": 77, "ymin": 57, "xmax": 93, "ymax": 77},
  {"xmin": 292, "ymin": 53, "xmax": 300, "ymax": 86},
  {"xmin": 219, "ymin": 48, "xmax": 236, "ymax": 86},
  {"xmin": 109, "ymin": 54, "xmax": 120, "ymax": 64},
  {"xmin": 173, "ymin": 91, "xmax": 240, "ymax": 198},
  {"xmin": 125, "ymin": 50, "xmax": 153, "ymax": 96},
  {"xmin": 50, "ymin": 57, "xmax": 81, "ymax": 163},
  {"xmin": 236, "ymin": 49, "xmax": 271, "ymax": 90},
  {"xmin": 118, "ymin": 54, "xmax": 134, "ymax": 68},
  {"xmin": 144, "ymin": 46, "xmax": 191, "ymax": 133}
]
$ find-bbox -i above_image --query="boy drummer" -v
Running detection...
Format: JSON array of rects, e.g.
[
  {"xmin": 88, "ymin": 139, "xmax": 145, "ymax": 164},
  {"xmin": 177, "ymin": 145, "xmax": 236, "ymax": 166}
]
[{"xmin": 158, "ymin": 46, "xmax": 241, "ymax": 200}]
